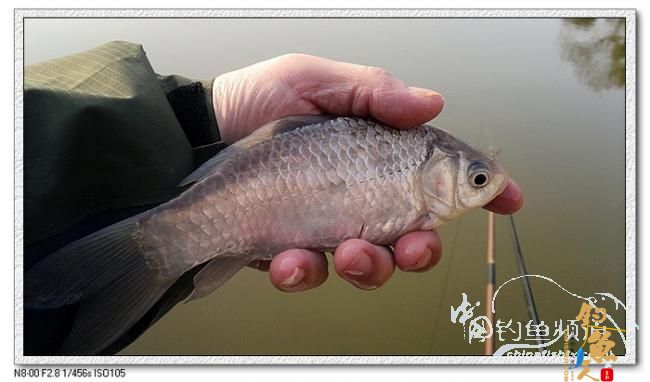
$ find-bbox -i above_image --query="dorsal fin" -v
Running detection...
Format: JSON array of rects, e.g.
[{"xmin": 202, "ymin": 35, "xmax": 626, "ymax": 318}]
[{"xmin": 179, "ymin": 114, "xmax": 338, "ymax": 187}]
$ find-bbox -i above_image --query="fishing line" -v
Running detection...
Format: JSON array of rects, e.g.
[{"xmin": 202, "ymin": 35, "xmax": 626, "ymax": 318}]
[
  {"xmin": 507, "ymin": 214, "xmax": 543, "ymax": 346},
  {"xmin": 429, "ymin": 218, "xmax": 463, "ymax": 353}
]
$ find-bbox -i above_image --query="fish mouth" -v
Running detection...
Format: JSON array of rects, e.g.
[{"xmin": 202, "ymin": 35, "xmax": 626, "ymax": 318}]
[{"xmin": 489, "ymin": 173, "xmax": 509, "ymax": 203}]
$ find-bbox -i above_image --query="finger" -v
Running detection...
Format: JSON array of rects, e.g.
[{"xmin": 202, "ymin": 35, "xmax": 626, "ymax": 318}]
[
  {"xmin": 290, "ymin": 55, "xmax": 445, "ymax": 128},
  {"xmin": 333, "ymin": 239, "xmax": 395, "ymax": 290},
  {"xmin": 268, "ymin": 249, "xmax": 328, "ymax": 292},
  {"xmin": 393, "ymin": 230, "xmax": 442, "ymax": 272},
  {"xmin": 366, "ymin": 85, "xmax": 445, "ymax": 129},
  {"xmin": 483, "ymin": 179, "xmax": 524, "ymax": 215}
]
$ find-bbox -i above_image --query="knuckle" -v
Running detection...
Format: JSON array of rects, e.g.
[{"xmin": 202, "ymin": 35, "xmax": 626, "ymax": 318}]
[
  {"xmin": 365, "ymin": 65, "xmax": 392, "ymax": 79},
  {"xmin": 275, "ymin": 52, "xmax": 315, "ymax": 64}
]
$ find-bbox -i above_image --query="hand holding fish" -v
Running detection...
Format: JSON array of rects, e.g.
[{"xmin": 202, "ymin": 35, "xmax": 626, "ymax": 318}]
[
  {"xmin": 26, "ymin": 53, "xmax": 524, "ymax": 355},
  {"xmin": 211, "ymin": 54, "xmax": 523, "ymax": 292}
]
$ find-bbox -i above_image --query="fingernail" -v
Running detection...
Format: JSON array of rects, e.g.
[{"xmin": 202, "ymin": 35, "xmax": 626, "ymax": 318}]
[
  {"xmin": 407, "ymin": 86, "xmax": 443, "ymax": 100},
  {"xmin": 343, "ymin": 250, "xmax": 373, "ymax": 279},
  {"xmin": 280, "ymin": 267, "xmax": 305, "ymax": 288},
  {"xmin": 403, "ymin": 248, "xmax": 433, "ymax": 272}
]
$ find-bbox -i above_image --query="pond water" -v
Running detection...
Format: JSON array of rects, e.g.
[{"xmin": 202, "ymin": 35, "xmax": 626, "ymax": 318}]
[{"xmin": 24, "ymin": 17, "xmax": 626, "ymax": 356}]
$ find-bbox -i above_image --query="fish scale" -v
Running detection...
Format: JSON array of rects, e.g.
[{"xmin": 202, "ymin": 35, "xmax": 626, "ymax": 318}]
[
  {"xmin": 141, "ymin": 118, "xmax": 434, "ymax": 272},
  {"xmin": 25, "ymin": 114, "xmax": 508, "ymax": 355}
]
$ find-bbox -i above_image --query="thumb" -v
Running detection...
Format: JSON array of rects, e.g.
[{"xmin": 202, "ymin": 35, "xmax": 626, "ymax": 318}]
[
  {"xmin": 288, "ymin": 55, "xmax": 445, "ymax": 128},
  {"xmin": 369, "ymin": 85, "xmax": 445, "ymax": 129}
]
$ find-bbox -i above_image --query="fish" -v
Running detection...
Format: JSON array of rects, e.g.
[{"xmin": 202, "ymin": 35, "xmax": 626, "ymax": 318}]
[{"xmin": 24, "ymin": 115, "xmax": 509, "ymax": 355}]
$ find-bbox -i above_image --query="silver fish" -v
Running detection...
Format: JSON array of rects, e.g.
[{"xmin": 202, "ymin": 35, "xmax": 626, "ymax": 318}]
[{"xmin": 25, "ymin": 115, "xmax": 508, "ymax": 354}]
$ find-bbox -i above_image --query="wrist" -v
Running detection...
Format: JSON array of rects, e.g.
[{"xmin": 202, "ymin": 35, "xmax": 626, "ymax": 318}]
[
  {"xmin": 202, "ymin": 78, "xmax": 220, "ymax": 143},
  {"xmin": 212, "ymin": 74, "xmax": 235, "ymax": 144}
]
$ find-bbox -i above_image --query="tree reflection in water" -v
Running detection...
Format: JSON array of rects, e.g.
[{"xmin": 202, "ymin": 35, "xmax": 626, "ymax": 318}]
[{"xmin": 560, "ymin": 18, "xmax": 625, "ymax": 91}]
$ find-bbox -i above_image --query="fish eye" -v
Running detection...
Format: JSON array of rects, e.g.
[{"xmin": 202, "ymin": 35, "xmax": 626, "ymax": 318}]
[
  {"xmin": 468, "ymin": 161, "xmax": 490, "ymax": 188},
  {"xmin": 471, "ymin": 172, "xmax": 489, "ymax": 187}
]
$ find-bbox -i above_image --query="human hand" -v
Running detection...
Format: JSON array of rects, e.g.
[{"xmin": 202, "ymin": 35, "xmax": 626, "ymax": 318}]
[{"xmin": 212, "ymin": 53, "xmax": 523, "ymax": 292}]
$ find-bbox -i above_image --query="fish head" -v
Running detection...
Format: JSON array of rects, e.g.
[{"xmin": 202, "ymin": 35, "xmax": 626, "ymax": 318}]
[
  {"xmin": 419, "ymin": 128, "xmax": 509, "ymax": 224},
  {"xmin": 454, "ymin": 150, "xmax": 508, "ymax": 211}
]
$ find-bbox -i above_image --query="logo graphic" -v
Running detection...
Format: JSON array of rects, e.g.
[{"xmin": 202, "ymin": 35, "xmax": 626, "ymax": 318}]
[{"xmin": 449, "ymin": 274, "xmax": 637, "ymax": 379}]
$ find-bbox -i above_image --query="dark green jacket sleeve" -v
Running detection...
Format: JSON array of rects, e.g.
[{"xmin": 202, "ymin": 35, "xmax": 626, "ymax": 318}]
[{"xmin": 24, "ymin": 41, "xmax": 221, "ymax": 245}]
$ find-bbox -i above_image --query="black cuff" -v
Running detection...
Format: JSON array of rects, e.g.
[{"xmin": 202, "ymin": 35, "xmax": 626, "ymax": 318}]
[
  {"xmin": 202, "ymin": 79, "xmax": 221, "ymax": 142},
  {"xmin": 166, "ymin": 80, "xmax": 221, "ymax": 147}
]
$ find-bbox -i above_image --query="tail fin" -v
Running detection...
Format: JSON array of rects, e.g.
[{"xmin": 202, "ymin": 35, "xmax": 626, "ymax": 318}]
[{"xmin": 24, "ymin": 217, "xmax": 175, "ymax": 355}]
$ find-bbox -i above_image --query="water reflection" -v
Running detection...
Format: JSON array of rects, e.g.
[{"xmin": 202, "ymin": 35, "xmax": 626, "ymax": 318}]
[{"xmin": 560, "ymin": 18, "xmax": 625, "ymax": 91}]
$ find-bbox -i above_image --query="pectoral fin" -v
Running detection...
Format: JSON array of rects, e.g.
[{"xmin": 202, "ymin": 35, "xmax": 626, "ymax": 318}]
[{"xmin": 185, "ymin": 256, "xmax": 251, "ymax": 302}]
